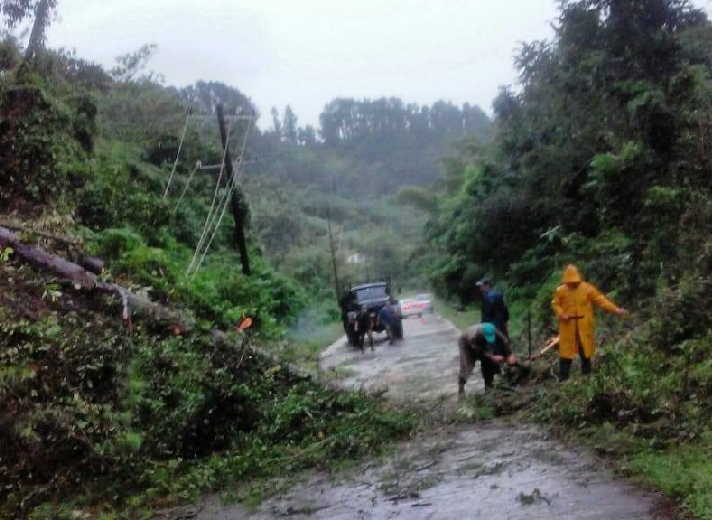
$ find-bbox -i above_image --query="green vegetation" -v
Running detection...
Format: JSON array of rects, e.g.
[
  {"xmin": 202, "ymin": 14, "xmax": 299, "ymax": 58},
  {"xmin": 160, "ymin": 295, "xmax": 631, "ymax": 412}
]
[
  {"xmin": 420, "ymin": 1, "xmax": 712, "ymax": 517},
  {"xmin": 629, "ymin": 446, "xmax": 712, "ymax": 518},
  {"xmin": 10, "ymin": 0, "xmax": 712, "ymax": 517},
  {"xmin": 250, "ymin": 97, "xmax": 489, "ymax": 291},
  {"xmin": 0, "ymin": 267, "xmax": 414, "ymax": 516},
  {"xmin": 0, "ymin": 31, "xmax": 433, "ymax": 517},
  {"xmin": 431, "ymin": 296, "xmax": 479, "ymax": 331}
]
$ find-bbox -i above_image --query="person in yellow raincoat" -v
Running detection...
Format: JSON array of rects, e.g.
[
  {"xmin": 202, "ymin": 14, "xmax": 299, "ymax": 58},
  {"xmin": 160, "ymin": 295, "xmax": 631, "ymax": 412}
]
[{"xmin": 551, "ymin": 264, "xmax": 627, "ymax": 380}]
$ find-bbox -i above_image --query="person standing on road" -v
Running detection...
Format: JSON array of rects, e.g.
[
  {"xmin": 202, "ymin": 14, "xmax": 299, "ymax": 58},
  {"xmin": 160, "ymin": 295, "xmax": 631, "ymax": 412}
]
[
  {"xmin": 477, "ymin": 278, "xmax": 510, "ymax": 338},
  {"xmin": 378, "ymin": 298, "xmax": 402, "ymax": 344},
  {"xmin": 551, "ymin": 264, "xmax": 627, "ymax": 381},
  {"xmin": 477, "ymin": 277, "xmax": 510, "ymax": 363},
  {"xmin": 458, "ymin": 322, "xmax": 517, "ymax": 395}
]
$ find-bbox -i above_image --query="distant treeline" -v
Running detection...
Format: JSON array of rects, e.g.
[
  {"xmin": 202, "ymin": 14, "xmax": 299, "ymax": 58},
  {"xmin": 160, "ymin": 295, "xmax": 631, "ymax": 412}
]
[
  {"xmin": 258, "ymin": 97, "xmax": 491, "ymax": 194},
  {"xmin": 319, "ymin": 97, "xmax": 490, "ymax": 146}
]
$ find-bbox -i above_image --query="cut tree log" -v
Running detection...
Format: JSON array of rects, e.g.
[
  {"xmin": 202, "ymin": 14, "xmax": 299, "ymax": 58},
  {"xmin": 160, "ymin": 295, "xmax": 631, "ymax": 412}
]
[
  {"xmin": 0, "ymin": 227, "xmax": 338, "ymax": 386},
  {"xmin": 0, "ymin": 218, "xmax": 82, "ymax": 245},
  {"xmin": 0, "ymin": 226, "xmax": 194, "ymax": 331},
  {"xmin": 80, "ymin": 256, "xmax": 104, "ymax": 274},
  {"xmin": 0, "ymin": 226, "xmax": 326, "ymax": 385}
]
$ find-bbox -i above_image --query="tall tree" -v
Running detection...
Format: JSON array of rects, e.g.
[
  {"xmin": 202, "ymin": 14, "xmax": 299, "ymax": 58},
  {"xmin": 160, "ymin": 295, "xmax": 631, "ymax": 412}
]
[
  {"xmin": 424, "ymin": 0, "xmax": 712, "ymax": 301},
  {"xmin": 1, "ymin": 0, "xmax": 58, "ymax": 66},
  {"xmin": 0, "ymin": 0, "xmax": 56, "ymax": 29},
  {"xmin": 109, "ymin": 43, "xmax": 158, "ymax": 83},
  {"xmin": 283, "ymin": 105, "xmax": 298, "ymax": 145},
  {"xmin": 23, "ymin": 0, "xmax": 51, "ymax": 60},
  {"xmin": 270, "ymin": 106, "xmax": 282, "ymax": 138}
]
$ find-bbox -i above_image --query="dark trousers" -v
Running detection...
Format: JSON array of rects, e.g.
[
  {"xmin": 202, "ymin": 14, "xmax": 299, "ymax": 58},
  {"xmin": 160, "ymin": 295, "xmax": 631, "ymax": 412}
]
[{"xmin": 481, "ymin": 356, "xmax": 502, "ymax": 389}]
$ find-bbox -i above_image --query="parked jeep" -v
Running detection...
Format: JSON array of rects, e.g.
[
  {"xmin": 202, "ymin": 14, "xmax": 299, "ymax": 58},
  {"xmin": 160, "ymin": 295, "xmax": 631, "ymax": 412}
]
[{"xmin": 340, "ymin": 282, "xmax": 403, "ymax": 349}]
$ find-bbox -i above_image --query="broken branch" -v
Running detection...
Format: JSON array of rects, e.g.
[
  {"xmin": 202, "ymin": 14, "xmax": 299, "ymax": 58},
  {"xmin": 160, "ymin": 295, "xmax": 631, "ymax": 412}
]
[{"xmin": 0, "ymin": 226, "xmax": 194, "ymax": 331}]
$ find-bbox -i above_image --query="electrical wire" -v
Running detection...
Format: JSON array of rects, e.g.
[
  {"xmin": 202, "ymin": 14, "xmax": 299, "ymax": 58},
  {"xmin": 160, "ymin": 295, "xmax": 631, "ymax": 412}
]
[
  {"xmin": 191, "ymin": 118, "xmax": 254, "ymax": 274},
  {"xmin": 162, "ymin": 107, "xmax": 192, "ymax": 198}
]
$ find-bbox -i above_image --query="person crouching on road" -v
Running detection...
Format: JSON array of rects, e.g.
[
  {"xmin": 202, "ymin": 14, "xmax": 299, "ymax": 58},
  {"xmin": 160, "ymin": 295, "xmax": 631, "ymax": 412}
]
[
  {"xmin": 458, "ymin": 322, "xmax": 517, "ymax": 395},
  {"xmin": 551, "ymin": 264, "xmax": 627, "ymax": 381}
]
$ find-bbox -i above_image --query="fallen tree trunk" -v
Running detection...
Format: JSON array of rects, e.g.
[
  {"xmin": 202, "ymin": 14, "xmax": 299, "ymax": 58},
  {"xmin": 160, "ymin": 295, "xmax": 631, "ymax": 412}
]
[
  {"xmin": 0, "ymin": 226, "xmax": 326, "ymax": 385},
  {"xmin": 0, "ymin": 218, "xmax": 82, "ymax": 246},
  {"xmin": 80, "ymin": 256, "xmax": 104, "ymax": 274},
  {"xmin": 0, "ymin": 226, "xmax": 194, "ymax": 331}
]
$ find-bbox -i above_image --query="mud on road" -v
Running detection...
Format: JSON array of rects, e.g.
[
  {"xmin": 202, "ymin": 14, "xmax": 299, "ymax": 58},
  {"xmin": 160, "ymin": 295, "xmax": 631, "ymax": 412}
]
[{"xmin": 196, "ymin": 314, "xmax": 670, "ymax": 520}]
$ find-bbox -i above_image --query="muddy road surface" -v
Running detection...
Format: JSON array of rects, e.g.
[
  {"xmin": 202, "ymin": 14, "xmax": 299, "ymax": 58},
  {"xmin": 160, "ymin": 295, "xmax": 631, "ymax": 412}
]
[
  {"xmin": 319, "ymin": 312, "xmax": 463, "ymax": 401},
  {"xmin": 196, "ymin": 314, "xmax": 669, "ymax": 520}
]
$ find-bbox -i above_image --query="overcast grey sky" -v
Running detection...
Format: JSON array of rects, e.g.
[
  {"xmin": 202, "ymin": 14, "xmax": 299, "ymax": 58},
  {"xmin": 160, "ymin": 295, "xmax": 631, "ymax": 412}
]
[{"xmin": 46, "ymin": 0, "xmax": 712, "ymax": 129}]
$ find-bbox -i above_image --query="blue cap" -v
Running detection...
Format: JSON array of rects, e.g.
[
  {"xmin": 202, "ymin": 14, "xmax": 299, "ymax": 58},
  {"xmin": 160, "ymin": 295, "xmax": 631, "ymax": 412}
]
[{"xmin": 482, "ymin": 322, "xmax": 496, "ymax": 344}]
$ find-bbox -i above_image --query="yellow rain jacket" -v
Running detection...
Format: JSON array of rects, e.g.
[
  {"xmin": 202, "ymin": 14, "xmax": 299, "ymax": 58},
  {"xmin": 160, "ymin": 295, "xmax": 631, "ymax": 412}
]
[{"xmin": 551, "ymin": 265, "xmax": 620, "ymax": 359}]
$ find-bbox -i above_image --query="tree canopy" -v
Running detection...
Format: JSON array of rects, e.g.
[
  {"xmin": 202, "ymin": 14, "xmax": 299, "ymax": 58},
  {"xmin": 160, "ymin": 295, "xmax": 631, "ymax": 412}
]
[{"xmin": 424, "ymin": 0, "xmax": 712, "ymax": 306}]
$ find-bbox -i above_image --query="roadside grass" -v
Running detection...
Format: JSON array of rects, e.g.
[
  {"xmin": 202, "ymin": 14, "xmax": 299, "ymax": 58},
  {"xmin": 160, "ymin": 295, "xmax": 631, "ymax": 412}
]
[
  {"xmin": 627, "ymin": 446, "xmax": 712, "ymax": 520},
  {"xmin": 281, "ymin": 320, "xmax": 344, "ymax": 372},
  {"xmin": 453, "ymin": 393, "xmax": 497, "ymax": 422},
  {"xmin": 516, "ymin": 345, "xmax": 712, "ymax": 520},
  {"xmin": 431, "ymin": 296, "xmax": 480, "ymax": 331}
]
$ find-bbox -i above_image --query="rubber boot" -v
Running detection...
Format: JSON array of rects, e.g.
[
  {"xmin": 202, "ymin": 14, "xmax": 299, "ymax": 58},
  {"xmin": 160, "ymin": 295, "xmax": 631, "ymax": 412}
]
[
  {"xmin": 559, "ymin": 358, "xmax": 572, "ymax": 381},
  {"xmin": 581, "ymin": 355, "xmax": 591, "ymax": 375}
]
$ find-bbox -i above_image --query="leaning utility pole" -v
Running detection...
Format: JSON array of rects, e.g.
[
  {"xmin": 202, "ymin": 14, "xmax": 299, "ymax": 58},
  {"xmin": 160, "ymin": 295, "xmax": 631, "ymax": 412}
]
[{"xmin": 216, "ymin": 103, "xmax": 251, "ymax": 276}]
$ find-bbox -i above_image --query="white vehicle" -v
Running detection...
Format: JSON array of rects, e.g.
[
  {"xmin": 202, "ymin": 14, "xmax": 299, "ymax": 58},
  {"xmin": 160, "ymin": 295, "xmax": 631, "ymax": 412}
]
[{"xmin": 400, "ymin": 293, "xmax": 434, "ymax": 318}]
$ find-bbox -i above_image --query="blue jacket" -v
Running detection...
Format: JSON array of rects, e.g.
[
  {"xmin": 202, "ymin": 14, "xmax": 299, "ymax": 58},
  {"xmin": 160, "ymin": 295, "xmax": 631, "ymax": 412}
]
[
  {"xmin": 481, "ymin": 290, "xmax": 509, "ymax": 332},
  {"xmin": 378, "ymin": 305, "xmax": 398, "ymax": 329}
]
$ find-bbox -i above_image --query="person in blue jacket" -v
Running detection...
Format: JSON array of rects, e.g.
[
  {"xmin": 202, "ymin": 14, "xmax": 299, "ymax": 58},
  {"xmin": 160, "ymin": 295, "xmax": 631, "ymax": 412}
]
[
  {"xmin": 476, "ymin": 278, "xmax": 510, "ymax": 351},
  {"xmin": 377, "ymin": 298, "xmax": 403, "ymax": 344}
]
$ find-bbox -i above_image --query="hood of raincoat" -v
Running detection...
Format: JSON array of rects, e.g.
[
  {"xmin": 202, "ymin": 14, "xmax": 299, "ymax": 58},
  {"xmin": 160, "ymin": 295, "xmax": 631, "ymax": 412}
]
[{"xmin": 562, "ymin": 264, "xmax": 583, "ymax": 283}]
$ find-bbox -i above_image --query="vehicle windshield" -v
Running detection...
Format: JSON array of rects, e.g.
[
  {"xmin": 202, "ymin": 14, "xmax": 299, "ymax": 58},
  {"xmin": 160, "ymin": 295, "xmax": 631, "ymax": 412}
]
[
  {"xmin": 415, "ymin": 293, "xmax": 431, "ymax": 300},
  {"xmin": 355, "ymin": 285, "xmax": 388, "ymax": 303}
]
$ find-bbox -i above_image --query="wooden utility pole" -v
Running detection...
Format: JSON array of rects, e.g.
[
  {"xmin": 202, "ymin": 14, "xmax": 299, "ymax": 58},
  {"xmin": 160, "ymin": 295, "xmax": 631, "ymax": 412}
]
[
  {"xmin": 527, "ymin": 309, "xmax": 532, "ymax": 359},
  {"xmin": 326, "ymin": 207, "xmax": 341, "ymax": 302},
  {"xmin": 216, "ymin": 103, "xmax": 251, "ymax": 276}
]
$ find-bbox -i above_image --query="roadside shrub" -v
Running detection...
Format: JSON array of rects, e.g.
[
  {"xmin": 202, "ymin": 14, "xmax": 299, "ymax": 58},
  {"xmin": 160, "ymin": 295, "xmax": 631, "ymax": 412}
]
[
  {"xmin": 0, "ymin": 83, "xmax": 93, "ymax": 210},
  {"xmin": 0, "ymin": 262, "xmax": 413, "ymax": 517}
]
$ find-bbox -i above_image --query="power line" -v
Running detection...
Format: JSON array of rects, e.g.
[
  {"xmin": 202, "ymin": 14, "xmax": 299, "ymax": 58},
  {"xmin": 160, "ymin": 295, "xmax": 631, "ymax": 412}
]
[
  {"xmin": 162, "ymin": 107, "xmax": 192, "ymax": 199},
  {"xmin": 173, "ymin": 161, "xmax": 201, "ymax": 213},
  {"xmin": 193, "ymin": 118, "xmax": 254, "ymax": 274},
  {"xmin": 187, "ymin": 117, "xmax": 237, "ymax": 274}
]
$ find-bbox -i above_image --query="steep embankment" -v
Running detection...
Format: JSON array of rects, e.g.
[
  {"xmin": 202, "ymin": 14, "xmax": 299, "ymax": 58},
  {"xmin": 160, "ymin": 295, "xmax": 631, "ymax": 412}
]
[{"xmin": 0, "ymin": 222, "xmax": 415, "ymax": 518}]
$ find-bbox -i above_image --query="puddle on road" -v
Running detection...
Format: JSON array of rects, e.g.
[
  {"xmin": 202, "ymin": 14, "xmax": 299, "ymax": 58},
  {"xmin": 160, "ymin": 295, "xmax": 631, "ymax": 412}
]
[{"xmin": 196, "ymin": 315, "xmax": 667, "ymax": 520}]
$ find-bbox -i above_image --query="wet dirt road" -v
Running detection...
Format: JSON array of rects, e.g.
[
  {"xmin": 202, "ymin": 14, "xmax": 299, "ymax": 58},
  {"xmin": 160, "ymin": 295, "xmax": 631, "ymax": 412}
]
[
  {"xmin": 319, "ymin": 312, "xmax": 464, "ymax": 401},
  {"xmin": 196, "ymin": 314, "xmax": 667, "ymax": 520}
]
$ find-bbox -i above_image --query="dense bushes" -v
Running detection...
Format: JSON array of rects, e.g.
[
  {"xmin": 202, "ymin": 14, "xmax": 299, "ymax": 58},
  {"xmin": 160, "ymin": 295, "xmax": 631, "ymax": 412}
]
[
  {"xmin": 0, "ymin": 40, "xmax": 420, "ymax": 519},
  {"xmin": 0, "ymin": 259, "xmax": 414, "ymax": 517},
  {"xmin": 0, "ymin": 82, "xmax": 93, "ymax": 211},
  {"xmin": 420, "ymin": 3, "xmax": 712, "ymax": 516},
  {"xmin": 424, "ymin": 0, "xmax": 712, "ymax": 306}
]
